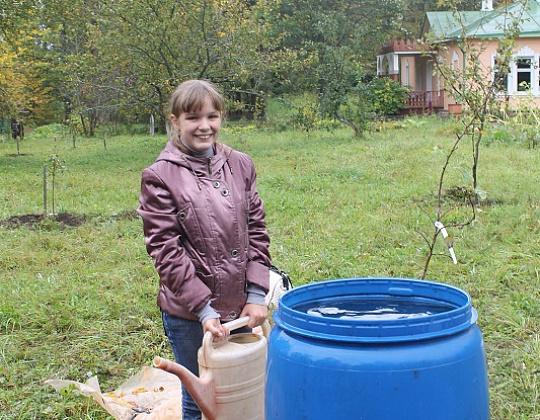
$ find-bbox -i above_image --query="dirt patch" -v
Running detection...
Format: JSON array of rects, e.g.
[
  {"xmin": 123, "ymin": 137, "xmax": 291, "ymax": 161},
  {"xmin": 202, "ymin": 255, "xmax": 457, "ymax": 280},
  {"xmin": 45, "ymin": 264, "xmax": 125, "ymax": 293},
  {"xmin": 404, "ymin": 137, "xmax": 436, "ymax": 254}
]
[
  {"xmin": 1, "ymin": 210, "xmax": 140, "ymax": 230},
  {"xmin": 1, "ymin": 213, "xmax": 86, "ymax": 229},
  {"xmin": 412, "ymin": 187, "xmax": 505, "ymax": 208},
  {"xmin": 4, "ymin": 153, "xmax": 32, "ymax": 158},
  {"xmin": 443, "ymin": 186, "xmax": 505, "ymax": 207}
]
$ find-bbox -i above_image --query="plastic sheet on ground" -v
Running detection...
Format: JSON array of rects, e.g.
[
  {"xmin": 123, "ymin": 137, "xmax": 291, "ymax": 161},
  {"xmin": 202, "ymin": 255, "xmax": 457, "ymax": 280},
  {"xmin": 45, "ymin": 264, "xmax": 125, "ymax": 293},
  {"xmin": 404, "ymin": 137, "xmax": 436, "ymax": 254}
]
[{"xmin": 45, "ymin": 366, "xmax": 183, "ymax": 419}]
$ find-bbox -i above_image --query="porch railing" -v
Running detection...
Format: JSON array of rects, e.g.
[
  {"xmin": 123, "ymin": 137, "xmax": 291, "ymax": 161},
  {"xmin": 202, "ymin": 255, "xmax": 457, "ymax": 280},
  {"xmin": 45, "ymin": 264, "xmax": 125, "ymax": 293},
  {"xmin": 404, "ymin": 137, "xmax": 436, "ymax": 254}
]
[{"xmin": 405, "ymin": 90, "xmax": 444, "ymax": 109}]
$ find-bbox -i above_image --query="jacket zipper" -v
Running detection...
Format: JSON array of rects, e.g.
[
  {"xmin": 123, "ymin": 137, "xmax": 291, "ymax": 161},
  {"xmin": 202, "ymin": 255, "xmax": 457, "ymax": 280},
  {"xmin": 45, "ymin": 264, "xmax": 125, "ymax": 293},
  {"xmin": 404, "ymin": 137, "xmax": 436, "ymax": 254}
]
[{"xmin": 207, "ymin": 157, "xmax": 212, "ymax": 175}]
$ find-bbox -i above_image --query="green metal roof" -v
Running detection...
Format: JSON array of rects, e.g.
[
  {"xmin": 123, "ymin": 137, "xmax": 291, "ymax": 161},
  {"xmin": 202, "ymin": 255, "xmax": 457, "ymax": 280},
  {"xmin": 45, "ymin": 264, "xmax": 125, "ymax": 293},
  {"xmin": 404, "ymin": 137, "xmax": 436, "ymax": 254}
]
[{"xmin": 424, "ymin": 0, "xmax": 540, "ymax": 40}]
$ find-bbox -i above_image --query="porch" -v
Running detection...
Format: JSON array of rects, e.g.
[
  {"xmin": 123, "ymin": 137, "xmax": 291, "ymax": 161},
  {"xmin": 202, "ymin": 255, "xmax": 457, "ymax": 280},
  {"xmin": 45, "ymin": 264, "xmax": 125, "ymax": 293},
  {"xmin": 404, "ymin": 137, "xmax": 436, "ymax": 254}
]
[{"xmin": 403, "ymin": 90, "xmax": 445, "ymax": 114}]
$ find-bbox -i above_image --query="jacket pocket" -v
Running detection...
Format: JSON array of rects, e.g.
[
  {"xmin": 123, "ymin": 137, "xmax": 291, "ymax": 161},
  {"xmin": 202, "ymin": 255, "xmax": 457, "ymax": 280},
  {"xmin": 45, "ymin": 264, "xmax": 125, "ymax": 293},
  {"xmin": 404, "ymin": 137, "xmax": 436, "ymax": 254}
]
[
  {"xmin": 177, "ymin": 202, "xmax": 207, "ymax": 256},
  {"xmin": 196, "ymin": 270, "xmax": 215, "ymax": 292}
]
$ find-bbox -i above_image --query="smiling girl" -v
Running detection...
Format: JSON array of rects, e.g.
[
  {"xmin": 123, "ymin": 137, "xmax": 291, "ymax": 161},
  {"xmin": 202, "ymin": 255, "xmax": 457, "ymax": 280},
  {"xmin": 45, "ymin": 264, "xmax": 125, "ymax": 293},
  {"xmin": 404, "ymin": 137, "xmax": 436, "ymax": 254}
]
[{"xmin": 138, "ymin": 80, "xmax": 271, "ymax": 420}]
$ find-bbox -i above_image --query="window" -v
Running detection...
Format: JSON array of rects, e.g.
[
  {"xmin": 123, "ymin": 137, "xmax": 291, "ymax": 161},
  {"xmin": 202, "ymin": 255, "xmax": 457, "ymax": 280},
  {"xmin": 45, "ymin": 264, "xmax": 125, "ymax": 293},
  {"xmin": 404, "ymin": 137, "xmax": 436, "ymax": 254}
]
[
  {"xmin": 538, "ymin": 57, "xmax": 540, "ymax": 91},
  {"xmin": 452, "ymin": 52, "xmax": 459, "ymax": 70},
  {"xmin": 493, "ymin": 47, "xmax": 539, "ymax": 96},
  {"xmin": 404, "ymin": 59, "xmax": 410, "ymax": 87},
  {"xmin": 516, "ymin": 58, "xmax": 532, "ymax": 91},
  {"xmin": 383, "ymin": 57, "xmax": 389, "ymax": 75},
  {"xmin": 493, "ymin": 57, "xmax": 509, "ymax": 93}
]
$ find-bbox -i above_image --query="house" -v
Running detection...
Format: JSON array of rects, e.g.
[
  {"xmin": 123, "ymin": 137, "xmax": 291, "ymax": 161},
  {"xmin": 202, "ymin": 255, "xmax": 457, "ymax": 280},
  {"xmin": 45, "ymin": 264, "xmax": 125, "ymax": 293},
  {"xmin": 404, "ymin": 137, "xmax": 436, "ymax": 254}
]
[{"xmin": 377, "ymin": 0, "xmax": 540, "ymax": 113}]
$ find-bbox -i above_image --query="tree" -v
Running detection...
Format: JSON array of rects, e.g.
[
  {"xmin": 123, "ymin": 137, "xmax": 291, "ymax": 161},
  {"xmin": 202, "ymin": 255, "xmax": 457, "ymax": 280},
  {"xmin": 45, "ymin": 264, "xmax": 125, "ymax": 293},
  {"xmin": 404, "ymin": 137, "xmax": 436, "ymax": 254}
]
[
  {"xmin": 32, "ymin": 0, "xmax": 118, "ymax": 135},
  {"xmin": 1, "ymin": 0, "xmax": 418, "ymax": 130},
  {"xmin": 45, "ymin": 151, "xmax": 66, "ymax": 216},
  {"xmin": 0, "ymin": 2, "xmax": 57, "ymax": 125},
  {"xmin": 418, "ymin": 1, "xmax": 522, "ymax": 278},
  {"xmin": 91, "ymin": 0, "xmax": 271, "ymax": 131},
  {"xmin": 0, "ymin": 0, "xmax": 31, "ymax": 43},
  {"xmin": 0, "ymin": 41, "xmax": 21, "ymax": 117},
  {"xmin": 261, "ymin": 0, "xmax": 403, "ymax": 136},
  {"xmin": 2, "ymin": 0, "xmax": 279, "ymax": 130}
]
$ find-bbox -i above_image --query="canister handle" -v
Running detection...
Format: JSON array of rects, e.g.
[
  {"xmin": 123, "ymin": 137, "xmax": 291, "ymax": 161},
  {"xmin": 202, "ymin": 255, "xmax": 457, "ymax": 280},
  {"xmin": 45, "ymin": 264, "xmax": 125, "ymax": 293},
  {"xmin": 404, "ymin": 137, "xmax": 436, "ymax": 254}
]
[
  {"xmin": 202, "ymin": 316, "xmax": 270, "ymax": 358},
  {"xmin": 223, "ymin": 316, "xmax": 271, "ymax": 339},
  {"xmin": 223, "ymin": 316, "xmax": 251, "ymax": 333}
]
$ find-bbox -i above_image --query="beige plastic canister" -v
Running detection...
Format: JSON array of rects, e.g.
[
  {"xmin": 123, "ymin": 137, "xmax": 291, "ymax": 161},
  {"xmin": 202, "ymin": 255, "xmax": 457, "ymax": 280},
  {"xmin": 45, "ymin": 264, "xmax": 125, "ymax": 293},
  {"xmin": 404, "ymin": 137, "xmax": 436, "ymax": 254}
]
[{"xmin": 154, "ymin": 316, "xmax": 270, "ymax": 420}]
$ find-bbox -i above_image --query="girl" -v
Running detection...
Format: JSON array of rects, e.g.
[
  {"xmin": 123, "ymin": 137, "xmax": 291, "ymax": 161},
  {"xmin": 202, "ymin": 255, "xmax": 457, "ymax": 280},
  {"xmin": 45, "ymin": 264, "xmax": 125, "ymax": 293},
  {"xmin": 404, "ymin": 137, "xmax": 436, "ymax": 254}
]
[{"xmin": 138, "ymin": 80, "xmax": 271, "ymax": 420}]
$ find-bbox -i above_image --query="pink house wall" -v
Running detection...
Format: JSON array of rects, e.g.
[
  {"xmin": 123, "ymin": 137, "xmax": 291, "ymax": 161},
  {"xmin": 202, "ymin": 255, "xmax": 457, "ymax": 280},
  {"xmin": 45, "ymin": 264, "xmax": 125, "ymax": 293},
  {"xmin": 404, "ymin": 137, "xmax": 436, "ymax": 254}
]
[
  {"xmin": 438, "ymin": 37, "xmax": 540, "ymax": 109},
  {"xmin": 378, "ymin": 34, "xmax": 540, "ymax": 112}
]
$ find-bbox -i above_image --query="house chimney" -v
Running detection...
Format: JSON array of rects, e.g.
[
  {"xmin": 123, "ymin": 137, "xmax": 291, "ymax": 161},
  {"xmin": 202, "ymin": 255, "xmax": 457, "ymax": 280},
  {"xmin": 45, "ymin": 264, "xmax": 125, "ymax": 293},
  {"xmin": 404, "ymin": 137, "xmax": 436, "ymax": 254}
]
[{"xmin": 481, "ymin": 0, "xmax": 493, "ymax": 11}]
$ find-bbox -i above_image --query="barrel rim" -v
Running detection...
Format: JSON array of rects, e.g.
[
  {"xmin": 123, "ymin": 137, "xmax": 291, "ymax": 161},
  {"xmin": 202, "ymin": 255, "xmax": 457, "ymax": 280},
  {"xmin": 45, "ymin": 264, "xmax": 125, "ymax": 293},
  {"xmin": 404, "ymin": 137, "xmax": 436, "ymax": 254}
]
[{"xmin": 274, "ymin": 277, "xmax": 478, "ymax": 343}]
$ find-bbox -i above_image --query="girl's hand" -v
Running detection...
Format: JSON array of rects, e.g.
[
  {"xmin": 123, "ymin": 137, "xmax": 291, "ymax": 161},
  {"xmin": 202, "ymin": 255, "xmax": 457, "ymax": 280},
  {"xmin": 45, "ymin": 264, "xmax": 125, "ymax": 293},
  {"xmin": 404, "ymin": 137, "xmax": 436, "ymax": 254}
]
[
  {"xmin": 240, "ymin": 304, "xmax": 268, "ymax": 329},
  {"xmin": 203, "ymin": 318, "xmax": 229, "ymax": 342}
]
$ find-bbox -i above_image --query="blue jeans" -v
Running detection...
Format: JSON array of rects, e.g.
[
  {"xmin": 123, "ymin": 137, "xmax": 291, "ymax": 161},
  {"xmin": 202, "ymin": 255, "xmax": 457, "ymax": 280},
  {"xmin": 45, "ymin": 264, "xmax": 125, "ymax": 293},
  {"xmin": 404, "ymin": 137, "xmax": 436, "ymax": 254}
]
[
  {"xmin": 161, "ymin": 311, "xmax": 251, "ymax": 420},
  {"xmin": 162, "ymin": 312, "xmax": 204, "ymax": 420}
]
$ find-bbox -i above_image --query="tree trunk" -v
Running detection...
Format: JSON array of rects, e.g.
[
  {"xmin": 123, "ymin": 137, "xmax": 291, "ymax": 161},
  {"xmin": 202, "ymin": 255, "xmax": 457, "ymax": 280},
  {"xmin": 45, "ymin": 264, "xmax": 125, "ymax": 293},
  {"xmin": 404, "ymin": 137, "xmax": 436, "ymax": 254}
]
[
  {"xmin": 333, "ymin": 111, "xmax": 362, "ymax": 137},
  {"xmin": 80, "ymin": 113, "xmax": 88, "ymax": 137}
]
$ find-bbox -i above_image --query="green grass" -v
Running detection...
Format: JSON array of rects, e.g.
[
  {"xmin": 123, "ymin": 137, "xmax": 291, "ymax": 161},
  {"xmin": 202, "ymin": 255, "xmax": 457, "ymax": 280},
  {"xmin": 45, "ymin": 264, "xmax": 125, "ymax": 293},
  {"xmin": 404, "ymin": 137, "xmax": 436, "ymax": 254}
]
[{"xmin": 0, "ymin": 117, "xmax": 538, "ymax": 419}]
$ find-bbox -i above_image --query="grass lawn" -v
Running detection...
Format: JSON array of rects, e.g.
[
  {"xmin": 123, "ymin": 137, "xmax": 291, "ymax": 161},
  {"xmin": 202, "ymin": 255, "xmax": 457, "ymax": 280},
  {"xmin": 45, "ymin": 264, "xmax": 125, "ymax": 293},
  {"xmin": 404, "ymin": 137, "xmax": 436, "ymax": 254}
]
[{"xmin": 0, "ymin": 116, "xmax": 538, "ymax": 419}]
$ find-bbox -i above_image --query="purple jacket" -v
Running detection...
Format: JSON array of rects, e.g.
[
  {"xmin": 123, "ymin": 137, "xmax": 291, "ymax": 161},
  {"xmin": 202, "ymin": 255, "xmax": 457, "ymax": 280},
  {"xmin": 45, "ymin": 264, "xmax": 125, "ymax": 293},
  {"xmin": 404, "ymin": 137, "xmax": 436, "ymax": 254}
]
[{"xmin": 138, "ymin": 142, "xmax": 271, "ymax": 321}]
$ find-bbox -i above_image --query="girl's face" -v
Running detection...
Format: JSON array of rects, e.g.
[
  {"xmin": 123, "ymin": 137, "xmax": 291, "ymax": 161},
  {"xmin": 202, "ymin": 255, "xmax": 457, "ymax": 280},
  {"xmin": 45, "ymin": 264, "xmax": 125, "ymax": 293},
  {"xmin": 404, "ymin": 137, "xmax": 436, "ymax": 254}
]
[{"xmin": 171, "ymin": 98, "xmax": 222, "ymax": 153}]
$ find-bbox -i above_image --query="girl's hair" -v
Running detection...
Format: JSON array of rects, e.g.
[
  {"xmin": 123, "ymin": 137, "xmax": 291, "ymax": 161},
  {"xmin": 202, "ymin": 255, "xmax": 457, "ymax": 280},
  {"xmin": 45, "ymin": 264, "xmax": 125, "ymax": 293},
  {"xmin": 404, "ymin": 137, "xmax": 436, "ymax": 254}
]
[{"xmin": 169, "ymin": 79, "xmax": 225, "ymax": 117}]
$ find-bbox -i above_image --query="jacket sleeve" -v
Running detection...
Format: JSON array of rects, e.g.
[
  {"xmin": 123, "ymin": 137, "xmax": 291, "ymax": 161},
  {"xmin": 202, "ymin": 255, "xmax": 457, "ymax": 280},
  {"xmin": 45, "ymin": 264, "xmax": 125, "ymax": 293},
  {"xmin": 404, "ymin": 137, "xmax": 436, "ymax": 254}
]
[
  {"xmin": 242, "ymin": 156, "xmax": 271, "ymax": 294},
  {"xmin": 138, "ymin": 167, "xmax": 212, "ymax": 313}
]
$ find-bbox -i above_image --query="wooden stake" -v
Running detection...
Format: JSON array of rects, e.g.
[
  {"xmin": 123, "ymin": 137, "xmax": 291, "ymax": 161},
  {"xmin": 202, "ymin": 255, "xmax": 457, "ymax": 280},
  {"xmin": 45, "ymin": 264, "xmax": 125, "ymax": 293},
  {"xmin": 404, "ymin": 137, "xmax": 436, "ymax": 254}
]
[{"xmin": 43, "ymin": 165, "xmax": 47, "ymax": 214}]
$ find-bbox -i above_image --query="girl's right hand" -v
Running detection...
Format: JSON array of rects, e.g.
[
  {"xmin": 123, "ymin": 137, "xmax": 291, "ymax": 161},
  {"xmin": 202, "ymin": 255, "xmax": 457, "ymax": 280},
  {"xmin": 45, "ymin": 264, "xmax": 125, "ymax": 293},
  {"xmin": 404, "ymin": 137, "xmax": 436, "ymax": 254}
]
[{"xmin": 203, "ymin": 318, "xmax": 229, "ymax": 342}]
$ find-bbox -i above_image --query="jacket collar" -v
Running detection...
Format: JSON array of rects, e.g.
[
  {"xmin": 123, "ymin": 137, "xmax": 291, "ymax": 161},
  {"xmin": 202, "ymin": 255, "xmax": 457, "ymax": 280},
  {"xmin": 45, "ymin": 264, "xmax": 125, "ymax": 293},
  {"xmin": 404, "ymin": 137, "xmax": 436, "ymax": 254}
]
[{"xmin": 156, "ymin": 141, "xmax": 232, "ymax": 177}]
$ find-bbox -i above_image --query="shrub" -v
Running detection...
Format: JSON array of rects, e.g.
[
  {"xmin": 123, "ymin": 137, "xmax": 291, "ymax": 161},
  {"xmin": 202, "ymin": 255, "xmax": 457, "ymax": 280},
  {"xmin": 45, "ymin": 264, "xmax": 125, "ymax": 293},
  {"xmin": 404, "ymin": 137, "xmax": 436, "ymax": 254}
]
[
  {"xmin": 365, "ymin": 77, "xmax": 410, "ymax": 116},
  {"xmin": 31, "ymin": 124, "xmax": 69, "ymax": 140}
]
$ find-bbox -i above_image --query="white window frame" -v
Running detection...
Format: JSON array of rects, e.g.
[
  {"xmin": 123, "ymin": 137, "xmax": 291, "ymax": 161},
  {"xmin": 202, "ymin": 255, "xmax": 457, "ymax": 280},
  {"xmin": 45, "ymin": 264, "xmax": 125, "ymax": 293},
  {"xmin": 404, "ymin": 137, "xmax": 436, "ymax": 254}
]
[
  {"xmin": 491, "ymin": 54, "xmax": 509, "ymax": 96},
  {"xmin": 500, "ymin": 46, "xmax": 539, "ymax": 96},
  {"xmin": 515, "ymin": 56, "xmax": 534, "ymax": 93},
  {"xmin": 451, "ymin": 51, "xmax": 460, "ymax": 71}
]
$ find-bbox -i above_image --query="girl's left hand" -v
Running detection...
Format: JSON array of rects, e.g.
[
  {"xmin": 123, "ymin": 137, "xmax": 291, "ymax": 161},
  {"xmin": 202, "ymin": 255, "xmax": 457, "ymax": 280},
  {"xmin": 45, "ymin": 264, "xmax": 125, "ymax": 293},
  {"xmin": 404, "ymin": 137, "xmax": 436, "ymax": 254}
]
[
  {"xmin": 240, "ymin": 304, "xmax": 268, "ymax": 329},
  {"xmin": 203, "ymin": 318, "xmax": 229, "ymax": 342}
]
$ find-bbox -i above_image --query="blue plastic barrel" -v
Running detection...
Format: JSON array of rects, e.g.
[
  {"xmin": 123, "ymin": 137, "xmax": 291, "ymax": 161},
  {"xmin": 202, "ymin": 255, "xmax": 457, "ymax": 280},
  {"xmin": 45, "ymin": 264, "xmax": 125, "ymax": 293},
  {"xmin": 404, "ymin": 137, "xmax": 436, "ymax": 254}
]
[{"xmin": 265, "ymin": 278, "xmax": 489, "ymax": 420}]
